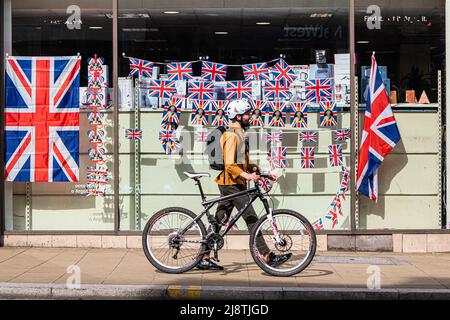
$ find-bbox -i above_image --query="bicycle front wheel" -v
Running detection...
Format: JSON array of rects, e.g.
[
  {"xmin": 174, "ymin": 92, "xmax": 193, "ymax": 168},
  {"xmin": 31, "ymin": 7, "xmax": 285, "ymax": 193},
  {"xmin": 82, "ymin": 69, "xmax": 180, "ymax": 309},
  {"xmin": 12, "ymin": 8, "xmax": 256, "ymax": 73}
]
[
  {"xmin": 142, "ymin": 207, "xmax": 207, "ymax": 274},
  {"xmin": 249, "ymin": 209, "xmax": 317, "ymax": 277}
]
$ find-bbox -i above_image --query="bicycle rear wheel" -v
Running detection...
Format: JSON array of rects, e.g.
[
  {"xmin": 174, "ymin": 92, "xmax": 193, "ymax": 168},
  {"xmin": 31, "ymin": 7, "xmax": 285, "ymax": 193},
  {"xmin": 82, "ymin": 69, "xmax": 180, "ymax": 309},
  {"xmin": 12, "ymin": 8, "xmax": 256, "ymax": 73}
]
[
  {"xmin": 249, "ymin": 209, "xmax": 316, "ymax": 277},
  {"xmin": 142, "ymin": 207, "xmax": 207, "ymax": 274}
]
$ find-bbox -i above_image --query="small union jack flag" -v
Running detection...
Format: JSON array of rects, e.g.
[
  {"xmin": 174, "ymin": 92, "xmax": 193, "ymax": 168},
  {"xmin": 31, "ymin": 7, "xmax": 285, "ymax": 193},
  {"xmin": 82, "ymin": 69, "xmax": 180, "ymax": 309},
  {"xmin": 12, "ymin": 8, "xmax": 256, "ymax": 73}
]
[
  {"xmin": 263, "ymin": 80, "xmax": 291, "ymax": 100},
  {"xmin": 190, "ymin": 100, "xmax": 211, "ymax": 127},
  {"xmin": 312, "ymin": 218, "xmax": 324, "ymax": 231},
  {"xmin": 128, "ymin": 57, "xmax": 154, "ymax": 77},
  {"xmin": 264, "ymin": 131, "xmax": 283, "ymax": 144},
  {"xmin": 270, "ymin": 58, "xmax": 296, "ymax": 85},
  {"xmin": 305, "ymin": 78, "xmax": 333, "ymax": 103},
  {"xmin": 319, "ymin": 101, "xmax": 337, "ymax": 127},
  {"xmin": 325, "ymin": 207, "xmax": 339, "ymax": 229},
  {"xmin": 201, "ymin": 61, "xmax": 227, "ymax": 82},
  {"xmin": 300, "ymin": 147, "xmax": 315, "ymax": 169},
  {"xmin": 328, "ymin": 144, "xmax": 344, "ymax": 167},
  {"xmin": 188, "ymin": 81, "xmax": 215, "ymax": 100},
  {"xmin": 242, "ymin": 62, "xmax": 269, "ymax": 81},
  {"xmin": 166, "ymin": 61, "xmax": 193, "ymax": 81},
  {"xmin": 289, "ymin": 102, "xmax": 308, "ymax": 128},
  {"xmin": 270, "ymin": 146, "xmax": 287, "ymax": 169},
  {"xmin": 194, "ymin": 128, "xmax": 208, "ymax": 142},
  {"xmin": 210, "ymin": 100, "xmax": 229, "ymax": 127},
  {"xmin": 159, "ymin": 124, "xmax": 177, "ymax": 142},
  {"xmin": 125, "ymin": 128, "xmax": 142, "ymax": 140},
  {"xmin": 335, "ymin": 129, "xmax": 351, "ymax": 142},
  {"xmin": 257, "ymin": 177, "xmax": 273, "ymax": 193},
  {"xmin": 226, "ymin": 81, "xmax": 253, "ymax": 100},
  {"xmin": 161, "ymin": 140, "xmax": 181, "ymax": 155},
  {"xmin": 299, "ymin": 131, "xmax": 318, "ymax": 143},
  {"xmin": 267, "ymin": 101, "xmax": 287, "ymax": 127},
  {"xmin": 147, "ymin": 80, "xmax": 176, "ymax": 99}
]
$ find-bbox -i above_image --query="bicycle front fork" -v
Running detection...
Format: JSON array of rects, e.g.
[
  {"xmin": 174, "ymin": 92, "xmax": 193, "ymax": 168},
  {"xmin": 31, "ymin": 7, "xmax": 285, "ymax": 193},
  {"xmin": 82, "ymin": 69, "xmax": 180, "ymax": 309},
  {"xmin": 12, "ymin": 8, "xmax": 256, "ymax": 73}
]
[{"xmin": 261, "ymin": 198, "xmax": 283, "ymax": 244}]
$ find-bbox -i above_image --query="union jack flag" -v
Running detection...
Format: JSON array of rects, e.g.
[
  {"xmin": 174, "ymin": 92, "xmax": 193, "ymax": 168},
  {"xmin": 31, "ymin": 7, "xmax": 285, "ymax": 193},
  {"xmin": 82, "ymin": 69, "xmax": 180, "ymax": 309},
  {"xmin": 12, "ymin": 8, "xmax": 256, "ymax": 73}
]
[
  {"xmin": 257, "ymin": 177, "xmax": 273, "ymax": 193},
  {"xmin": 166, "ymin": 61, "xmax": 193, "ymax": 81},
  {"xmin": 147, "ymin": 80, "xmax": 176, "ymax": 99},
  {"xmin": 270, "ymin": 58, "xmax": 296, "ymax": 85},
  {"xmin": 190, "ymin": 100, "xmax": 210, "ymax": 126},
  {"xmin": 300, "ymin": 147, "xmax": 315, "ymax": 169},
  {"xmin": 319, "ymin": 101, "xmax": 337, "ymax": 127},
  {"xmin": 242, "ymin": 63, "xmax": 269, "ymax": 81},
  {"xmin": 299, "ymin": 131, "xmax": 317, "ymax": 143},
  {"xmin": 210, "ymin": 100, "xmax": 230, "ymax": 127},
  {"xmin": 305, "ymin": 78, "xmax": 333, "ymax": 103},
  {"xmin": 357, "ymin": 54, "xmax": 400, "ymax": 202},
  {"xmin": 249, "ymin": 100, "xmax": 266, "ymax": 127},
  {"xmin": 270, "ymin": 146, "xmax": 287, "ymax": 169},
  {"xmin": 162, "ymin": 99, "xmax": 182, "ymax": 125},
  {"xmin": 263, "ymin": 80, "xmax": 291, "ymax": 100},
  {"xmin": 325, "ymin": 207, "xmax": 339, "ymax": 229},
  {"xmin": 328, "ymin": 144, "xmax": 344, "ymax": 167},
  {"xmin": 335, "ymin": 129, "xmax": 351, "ymax": 142},
  {"xmin": 161, "ymin": 140, "xmax": 181, "ymax": 155},
  {"xmin": 159, "ymin": 124, "xmax": 178, "ymax": 142},
  {"xmin": 264, "ymin": 131, "xmax": 283, "ymax": 144},
  {"xmin": 125, "ymin": 128, "xmax": 143, "ymax": 140},
  {"xmin": 312, "ymin": 218, "xmax": 324, "ymax": 231},
  {"xmin": 266, "ymin": 101, "xmax": 287, "ymax": 127},
  {"xmin": 226, "ymin": 81, "xmax": 253, "ymax": 100},
  {"xmin": 194, "ymin": 128, "xmax": 208, "ymax": 142},
  {"xmin": 201, "ymin": 61, "xmax": 227, "ymax": 82},
  {"xmin": 128, "ymin": 57, "xmax": 154, "ymax": 78},
  {"xmin": 289, "ymin": 102, "xmax": 308, "ymax": 128},
  {"xmin": 188, "ymin": 81, "xmax": 215, "ymax": 100},
  {"xmin": 5, "ymin": 56, "xmax": 81, "ymax": 182}
]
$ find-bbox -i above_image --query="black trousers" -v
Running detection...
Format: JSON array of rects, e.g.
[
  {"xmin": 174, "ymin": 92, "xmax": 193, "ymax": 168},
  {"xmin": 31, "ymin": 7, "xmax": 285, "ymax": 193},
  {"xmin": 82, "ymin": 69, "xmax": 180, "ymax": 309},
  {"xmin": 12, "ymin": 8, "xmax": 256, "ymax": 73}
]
[{"xmin": 215, "ymin": 184, "xmax": 270, "ymax": 256}]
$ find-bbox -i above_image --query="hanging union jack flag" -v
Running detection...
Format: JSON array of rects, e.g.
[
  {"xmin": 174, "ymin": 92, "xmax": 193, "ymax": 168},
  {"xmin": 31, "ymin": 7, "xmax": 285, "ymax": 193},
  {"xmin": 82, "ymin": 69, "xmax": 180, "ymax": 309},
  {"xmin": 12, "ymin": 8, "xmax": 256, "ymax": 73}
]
[
  {"xmin": 159, "ymin": 124, "xmax": 178, "ymax": 142},
  {"xmin": 289, "ymin": 102, "xmax": 308, "ymax": 128},
  {"xmin": 166, "ymin": 61, "xmax": 193, "ymax": 81},
  {"xmin": 188, "ymin": 81, "xmax": 215, "ymax": 100},
  {"xmin": 226, "ymin": 81, "xmax": 253, "ymax": 100},
  {"xmin": 270, "ymin": 58, "xmax": 296, "ymax": 85},
  {"xmin": 264, "ymin": 131, "xmax": 283, "ymax": 144},
  {"xmin": 312, "ymin": 218, "xmax": 324, "ymax": 231},
  {"xmin": 319, "ymin": 101, "xmax": 337, "ymax": 127},
  {"xmin": 249, "ymin": 100, "xmax": 266, "ymax": 127},
  {"xmin": 257, "ymin": 177, "xmax": 273, "ymax": 193},
  {"xmin": 270, "ymin": 146, "xmax": 287, "ymax": 169},
  {"xmin": 305, "ymin": 78, "xmax": 333, "ymax": 103},
  {"xmin": 357, "ymin": 54, "xmax": 401, "ymax": 202},
  {"xmin": 263, "ymin": 80, "xmax": 291, "ymax": 100},
  {"xmin": 201, "ymin": 61, "xmax": 227, "ymax": 82},
  {"xmin": 328, "ymin": 144, "xmax": 344, "ymax": 167},
  {"xmin": 300, "ymin": 147, "xmax": 315, "ymax": 169},
  {"xmin": 266, "ymin": 101, "xmax": 287, "ymax": 127},
  {"xmin": 125, "ymin": 128, "xmax": 143, "ymax": 140},
  {"xmin": 194, "ymin": 128, "xmax": 208, "ymax": 142},
  {"xmin": 147, "ymin": 79, "xmax": 176, "ymax": 99},
  {"xmin": 5, "ymin": 56, "xmax": 81, "ymax": 182},
  {"xmin": 299, "ymin": 131, "xmax": 318, "ymax": 143},
  {"xmin": 210, "ymin": 100, "xmax": 230, "ymax": 127},
  {"xmin": 335, "ymin": 128, "xmax": 351, "ymax": 142},
  {"xmin": 242, "ymin": 63, "xmax": 270, "ymax": 81},
  {"xmin": 128, "ymin": 57, "xmax": 154, "ymax": 78}
]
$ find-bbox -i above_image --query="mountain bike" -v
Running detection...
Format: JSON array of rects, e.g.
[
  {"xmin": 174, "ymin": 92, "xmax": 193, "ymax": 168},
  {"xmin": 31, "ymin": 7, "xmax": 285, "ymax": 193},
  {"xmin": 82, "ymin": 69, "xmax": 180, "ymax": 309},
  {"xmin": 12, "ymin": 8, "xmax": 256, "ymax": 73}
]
[{"xmin": 142, "ymin": 171, "xmax": 316, "ymax": 277}]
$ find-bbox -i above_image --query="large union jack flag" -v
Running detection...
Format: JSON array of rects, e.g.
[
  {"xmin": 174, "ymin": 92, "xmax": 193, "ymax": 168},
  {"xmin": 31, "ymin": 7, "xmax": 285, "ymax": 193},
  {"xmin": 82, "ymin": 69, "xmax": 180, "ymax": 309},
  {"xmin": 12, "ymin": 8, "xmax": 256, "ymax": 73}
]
[
  {"xmin": 128, "ymin": 57, "xmax": 154, "ymax": 78},
  {"xmin": 263, "ymin": 80, "xmax": 291, "ymax": 100},
  {"xmin": 147, "ymin": 80, "xmax": 176, "ymax": 99},
  {"xmin": 300, "ymin": 147, "xmax": 315, "ymax": 169},
  {"xmin": 5, "ymin": 56, "xmax": 81, "ymax": 182},
  {"xmin": 305, "ymin": 78, "xmax": 333, "ymax": 103},
  {"xmin": 270, "ymin": 58, "xmax": 296, "ymax": 85},
  {"xmin": 166, "ymin": 61, "xmax": 193, "ymax": 81},
  {"xmin": 201, "ymin": 61, "xmax": 227, "ymax": 82},
  {"xmin": 242, "ymin": 63, "xmax": 269, "ymax": 81},
  {"xmin": 226, "ymin": 81, "xmax": 253, "ymax": 100},
  {"xmin": 357, "ymin": 54, "xmax": 400, "ymax": 202},
  {"xmin": 188, "ymin": 81, "xmax": 215, "ymax": 100}
]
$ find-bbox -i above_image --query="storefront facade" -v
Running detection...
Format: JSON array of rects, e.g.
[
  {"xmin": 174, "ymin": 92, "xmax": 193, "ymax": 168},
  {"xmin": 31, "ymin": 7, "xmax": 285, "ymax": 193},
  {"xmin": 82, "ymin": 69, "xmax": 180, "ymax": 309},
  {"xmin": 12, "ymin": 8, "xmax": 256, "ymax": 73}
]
[{"xmin": 0, "ymin": 0, "xmax": 449, "ymax": 251}]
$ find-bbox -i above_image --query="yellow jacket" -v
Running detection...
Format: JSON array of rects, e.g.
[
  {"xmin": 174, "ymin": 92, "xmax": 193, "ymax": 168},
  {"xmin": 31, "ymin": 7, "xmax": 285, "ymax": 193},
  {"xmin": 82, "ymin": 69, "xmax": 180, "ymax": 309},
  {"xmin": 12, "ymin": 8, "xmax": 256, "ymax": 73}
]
[{"xmin": 215, "ymin": 123, "xmax": 259, "ymax": 186}]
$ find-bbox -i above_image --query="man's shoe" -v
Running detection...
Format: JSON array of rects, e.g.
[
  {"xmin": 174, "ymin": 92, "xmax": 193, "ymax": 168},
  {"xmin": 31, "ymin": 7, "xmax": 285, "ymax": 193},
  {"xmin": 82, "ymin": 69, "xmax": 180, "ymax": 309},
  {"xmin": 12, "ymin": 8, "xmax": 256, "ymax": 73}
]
[
  {"xmin": 196, "ymin": 259, "xmax": 224, "ymax": 270},
  {"xmin": 267, "ymin": 252, "xmax": 292, "ymax": 268}
]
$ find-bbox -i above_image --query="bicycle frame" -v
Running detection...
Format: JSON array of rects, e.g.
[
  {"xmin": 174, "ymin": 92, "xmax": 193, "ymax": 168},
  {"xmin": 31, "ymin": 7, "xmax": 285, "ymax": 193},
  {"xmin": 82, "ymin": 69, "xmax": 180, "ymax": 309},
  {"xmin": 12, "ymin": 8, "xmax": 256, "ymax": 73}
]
[{"xmin": 178, "ymin": 178, "xmax": 281, "ymax": 241}]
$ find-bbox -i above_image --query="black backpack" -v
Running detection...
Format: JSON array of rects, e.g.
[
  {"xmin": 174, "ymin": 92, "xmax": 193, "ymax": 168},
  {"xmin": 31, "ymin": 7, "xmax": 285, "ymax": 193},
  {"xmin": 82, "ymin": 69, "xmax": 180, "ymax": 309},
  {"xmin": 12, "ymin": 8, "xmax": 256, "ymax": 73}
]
[{"xmin": 206, "ymin": 126, "xmax": 227, "ymax": 171}]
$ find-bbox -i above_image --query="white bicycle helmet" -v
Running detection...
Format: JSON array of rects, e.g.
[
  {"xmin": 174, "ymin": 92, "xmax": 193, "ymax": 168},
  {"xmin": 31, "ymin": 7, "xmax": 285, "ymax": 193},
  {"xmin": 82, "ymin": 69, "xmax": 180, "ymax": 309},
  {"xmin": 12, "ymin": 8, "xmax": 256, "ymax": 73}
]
[{"xmin": 226, "ymin": 99, "xmax": 252, "ymax": 120}]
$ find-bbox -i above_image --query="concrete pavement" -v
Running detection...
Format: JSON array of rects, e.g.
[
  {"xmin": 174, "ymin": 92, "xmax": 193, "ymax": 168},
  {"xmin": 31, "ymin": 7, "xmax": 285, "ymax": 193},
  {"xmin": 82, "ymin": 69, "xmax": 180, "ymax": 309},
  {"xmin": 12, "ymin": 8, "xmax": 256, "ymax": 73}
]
[{"xmin": 0, "ymin": 247, "xmax": 449, "ymax": 299}]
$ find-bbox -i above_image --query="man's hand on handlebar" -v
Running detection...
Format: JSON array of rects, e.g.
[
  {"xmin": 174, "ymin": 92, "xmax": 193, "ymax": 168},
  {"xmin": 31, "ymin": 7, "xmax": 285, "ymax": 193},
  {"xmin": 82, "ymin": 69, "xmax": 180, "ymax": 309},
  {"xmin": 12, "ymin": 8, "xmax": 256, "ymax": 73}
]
[{"xmin": 240, "ymin": 172, "xmax": 260, "ymax": 182}]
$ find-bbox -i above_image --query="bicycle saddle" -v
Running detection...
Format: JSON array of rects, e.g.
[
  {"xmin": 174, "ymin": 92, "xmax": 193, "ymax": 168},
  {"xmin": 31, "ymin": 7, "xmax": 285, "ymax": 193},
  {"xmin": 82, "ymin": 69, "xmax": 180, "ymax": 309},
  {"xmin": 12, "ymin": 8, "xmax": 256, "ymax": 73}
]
[{"xmin": 183, "ymin": 171, "xmax": 211, "ymax": 179}]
